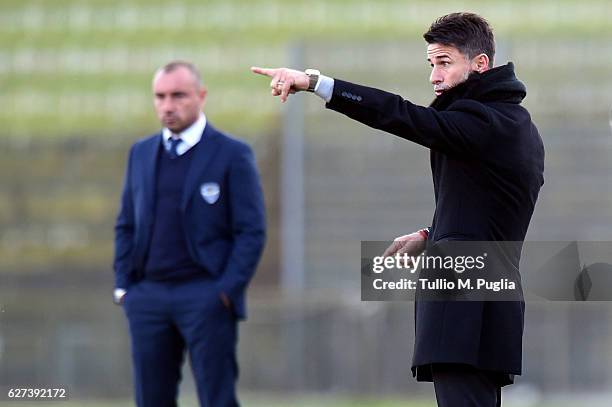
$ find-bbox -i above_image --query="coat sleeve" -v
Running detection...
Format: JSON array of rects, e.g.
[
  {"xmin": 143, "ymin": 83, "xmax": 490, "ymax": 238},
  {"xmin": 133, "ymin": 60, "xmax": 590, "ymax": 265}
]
[
  {"xmin": 113, "ymin": 145, "xmax": 136, "ymax": 289},
  {"xmin": 326, "ymin": 79, "xmax": 494, "ymax": 157},
  {"xmin": 217, "ymin": 143, "xmax": 266, "ymax": 308}
]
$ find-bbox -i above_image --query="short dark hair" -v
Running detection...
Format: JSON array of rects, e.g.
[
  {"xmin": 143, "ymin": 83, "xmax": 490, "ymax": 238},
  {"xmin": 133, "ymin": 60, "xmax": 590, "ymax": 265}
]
[
  {"xmin": 423, "ymin": 13, "xmax": 495, "ymax": 67},
  {"xmin": 156, "ymin": 60, "xmax": 203, "ymax": 86}
]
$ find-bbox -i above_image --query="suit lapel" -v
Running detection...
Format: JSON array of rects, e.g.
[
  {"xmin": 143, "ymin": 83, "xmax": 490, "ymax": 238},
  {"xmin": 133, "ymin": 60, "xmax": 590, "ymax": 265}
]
[
  {"xmin": 142, "ymin": 133, "xmax": 162, "ymax": 217},
  {"xmin": 181, "ymin": 124, "xmax": 222, "ymax": 210}
]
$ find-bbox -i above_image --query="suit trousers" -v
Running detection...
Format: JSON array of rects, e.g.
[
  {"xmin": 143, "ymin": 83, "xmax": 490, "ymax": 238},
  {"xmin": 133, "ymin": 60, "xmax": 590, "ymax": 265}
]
[
  {"xmin": 431, "ymin": 364, "xmax": 502, "ymax": 407},
  {"xmin": 123, "ymin": 277, "xmax": 239, "ymax": 407}
]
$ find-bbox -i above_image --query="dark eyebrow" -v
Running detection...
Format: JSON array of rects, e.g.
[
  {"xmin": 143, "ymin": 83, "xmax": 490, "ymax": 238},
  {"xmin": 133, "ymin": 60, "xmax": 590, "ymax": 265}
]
[{"xmin": 427, "ymin": 55, "xmax": 452, "ymax": 63}]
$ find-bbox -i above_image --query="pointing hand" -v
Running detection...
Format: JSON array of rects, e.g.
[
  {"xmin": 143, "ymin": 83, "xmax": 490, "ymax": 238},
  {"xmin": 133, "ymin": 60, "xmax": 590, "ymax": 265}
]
[{"xmin": 251, "ymin": 66, "xmax": 310, "ymax": 103}]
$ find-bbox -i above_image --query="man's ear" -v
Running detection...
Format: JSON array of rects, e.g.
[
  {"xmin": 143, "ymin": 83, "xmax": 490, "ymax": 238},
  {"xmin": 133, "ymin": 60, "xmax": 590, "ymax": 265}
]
[
  {"xmin": 472, "ymin": 54, "xmax": 490, "ymax": 73},
  {"xmin": 199, "ymin": 87, "xmax": 208, "ymax": 108},
  {"xmin": 199, "ymin": 87, "xmax": 208, "ymax": 100}
]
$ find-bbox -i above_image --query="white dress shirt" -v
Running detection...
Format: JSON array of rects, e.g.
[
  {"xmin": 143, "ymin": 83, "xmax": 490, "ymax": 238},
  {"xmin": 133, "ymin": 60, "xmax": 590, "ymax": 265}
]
[{"xmin": 162, "ymin": 112, "xmax": 207, "ymax": 155}]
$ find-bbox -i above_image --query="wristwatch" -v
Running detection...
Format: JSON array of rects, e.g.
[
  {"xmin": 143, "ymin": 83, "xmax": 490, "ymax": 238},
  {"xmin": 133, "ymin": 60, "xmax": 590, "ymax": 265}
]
[{"xmin": 305, "ymin": 69, "xmax": 320, "ymax": 92}]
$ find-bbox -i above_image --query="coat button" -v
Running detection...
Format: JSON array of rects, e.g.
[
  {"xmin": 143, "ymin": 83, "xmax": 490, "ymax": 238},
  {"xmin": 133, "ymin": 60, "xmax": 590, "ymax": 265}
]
[
  {"xmin": 341, "ymin": 92, "xmax": 348, "ymax": 97},
  {"xmin": 357, "ymin": 96, "xmax": 362, "ymax": 101}
]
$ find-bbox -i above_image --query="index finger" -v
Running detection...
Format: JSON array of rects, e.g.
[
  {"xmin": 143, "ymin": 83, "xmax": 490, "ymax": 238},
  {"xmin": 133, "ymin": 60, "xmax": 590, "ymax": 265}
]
[{"xmin": 251, "ymin": 66, "xmax": 277, "ymax": 77}]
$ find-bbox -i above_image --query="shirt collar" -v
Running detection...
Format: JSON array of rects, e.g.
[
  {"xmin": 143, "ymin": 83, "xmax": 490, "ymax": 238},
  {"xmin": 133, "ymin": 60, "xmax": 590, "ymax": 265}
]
[{"xmin": 161, "ymin": 113, "xmax": 207, "ymax": 155}]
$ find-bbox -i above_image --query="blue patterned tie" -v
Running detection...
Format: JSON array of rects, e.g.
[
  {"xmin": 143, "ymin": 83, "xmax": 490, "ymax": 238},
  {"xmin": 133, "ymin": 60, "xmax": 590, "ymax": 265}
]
[{"xmin": 168, "ymin": 137, "xmax": 182, "ymax": 159}]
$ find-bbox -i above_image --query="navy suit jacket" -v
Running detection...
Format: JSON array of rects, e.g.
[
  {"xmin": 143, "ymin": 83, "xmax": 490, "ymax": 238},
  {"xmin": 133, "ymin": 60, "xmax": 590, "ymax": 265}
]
[{"xmin": 114, "ymin": 123, "xmax": 266, "ymax": 319}]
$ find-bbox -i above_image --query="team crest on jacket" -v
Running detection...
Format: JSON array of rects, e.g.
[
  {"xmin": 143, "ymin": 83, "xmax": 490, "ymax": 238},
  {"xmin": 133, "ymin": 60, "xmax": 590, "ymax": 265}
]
[{"xmin": 200, "ymin": 182, "xmax": 220, "ymax": 204}]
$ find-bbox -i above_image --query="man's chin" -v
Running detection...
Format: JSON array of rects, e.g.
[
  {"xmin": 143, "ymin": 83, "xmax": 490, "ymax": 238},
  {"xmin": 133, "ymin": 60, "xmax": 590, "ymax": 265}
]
[{"xmin": 163, "ymin": 120, "xmax": 181, "ymax": 132}]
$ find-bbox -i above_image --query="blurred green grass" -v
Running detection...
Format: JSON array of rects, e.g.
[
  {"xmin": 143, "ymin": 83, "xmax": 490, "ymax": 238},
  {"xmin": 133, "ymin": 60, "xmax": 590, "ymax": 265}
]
[{"xmin": 2, "ymin": 0, "xmax": 611, "ymax": 138}]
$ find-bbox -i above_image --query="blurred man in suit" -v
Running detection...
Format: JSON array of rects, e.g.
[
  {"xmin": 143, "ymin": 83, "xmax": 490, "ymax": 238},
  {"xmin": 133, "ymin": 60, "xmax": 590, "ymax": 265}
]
[
  {"xmin": 251, "ymin": 12, "xmax": 543, "ymax": 407},
  {"xmin": 114, "ymin": 60, "xmax": 266, "ymax": 407}
]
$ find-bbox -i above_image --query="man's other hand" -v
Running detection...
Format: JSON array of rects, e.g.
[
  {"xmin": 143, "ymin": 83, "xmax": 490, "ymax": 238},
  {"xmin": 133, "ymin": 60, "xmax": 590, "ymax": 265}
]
[
  {"xmin": 382, "ymin": 232, "xmax": 427, "ymax": 257},
  {"xmin": 113, "ymin": 288, "xmax": 127, "ymax": 305},
  {"xmin": 220, "ymin": 292, "xmax": 232, "ymax": 309},
  {"xmin": 250, "ymin": 67, "xmax": 310, "ymax": 103}
]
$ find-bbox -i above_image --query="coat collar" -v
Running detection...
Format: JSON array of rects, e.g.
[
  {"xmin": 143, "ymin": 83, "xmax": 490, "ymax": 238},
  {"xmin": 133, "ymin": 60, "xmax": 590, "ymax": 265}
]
[
  {"xmin": 429, "ymin": 62, "xmax": 527, "ymax": 111},
  {"xmin": 141, "ymin": 134, "xmax": 162, "ymax": 216}
]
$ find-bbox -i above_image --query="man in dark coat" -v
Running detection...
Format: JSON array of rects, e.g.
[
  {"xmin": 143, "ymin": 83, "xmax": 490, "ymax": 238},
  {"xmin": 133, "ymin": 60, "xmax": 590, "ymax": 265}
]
[{"xmin": 251, "ymin": 12, "xmax": 544, "ymax": 407}]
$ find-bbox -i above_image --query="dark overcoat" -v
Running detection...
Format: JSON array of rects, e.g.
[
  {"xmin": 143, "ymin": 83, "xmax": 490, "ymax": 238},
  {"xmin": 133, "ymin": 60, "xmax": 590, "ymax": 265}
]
[{"xmin": 326, "ymin": 63, "xmax": 545, "ymax": 384}]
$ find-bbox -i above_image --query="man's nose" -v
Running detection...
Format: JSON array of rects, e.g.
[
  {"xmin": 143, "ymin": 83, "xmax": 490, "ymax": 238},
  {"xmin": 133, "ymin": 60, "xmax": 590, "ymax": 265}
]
[
  {"xmin": 161, "ymin": 99, "xmax": 175, "ymax": 113},
  {"xmin": 430, "ymin": 68, "xmax": 444, "ymax": 85}
]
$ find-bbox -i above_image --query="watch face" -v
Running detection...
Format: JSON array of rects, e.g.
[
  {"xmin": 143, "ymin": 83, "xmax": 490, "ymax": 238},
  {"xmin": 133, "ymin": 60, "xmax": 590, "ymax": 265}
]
[{"xmin": 308, "ymin": 74, "xmax": 318, "ymax": 91}]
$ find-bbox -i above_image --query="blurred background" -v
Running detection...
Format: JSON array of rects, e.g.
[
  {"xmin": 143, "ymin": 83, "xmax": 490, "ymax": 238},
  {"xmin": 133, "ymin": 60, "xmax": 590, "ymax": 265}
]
[{"xmin": 1, "ymin": 0, "xmax": 612, "ymax": 406}]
